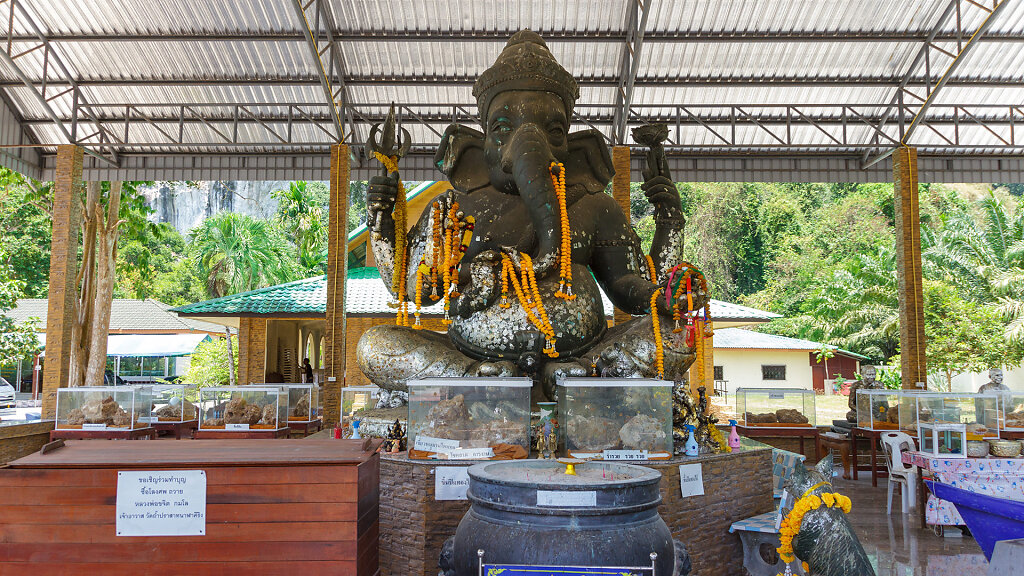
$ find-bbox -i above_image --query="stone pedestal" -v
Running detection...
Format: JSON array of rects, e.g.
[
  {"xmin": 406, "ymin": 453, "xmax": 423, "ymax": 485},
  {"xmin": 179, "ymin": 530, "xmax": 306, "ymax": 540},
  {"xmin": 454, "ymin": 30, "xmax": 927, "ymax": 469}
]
[{"xmin": 379, "ymin": 445, "xmax": 773, "ymax": 576}]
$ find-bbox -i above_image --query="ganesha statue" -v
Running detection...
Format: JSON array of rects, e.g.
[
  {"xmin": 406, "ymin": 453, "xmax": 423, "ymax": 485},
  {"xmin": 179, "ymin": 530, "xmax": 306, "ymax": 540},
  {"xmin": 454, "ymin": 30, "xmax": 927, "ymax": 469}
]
[{"xmin": 356, "ymin": 30, "xmax": 708, "ymax": 398}]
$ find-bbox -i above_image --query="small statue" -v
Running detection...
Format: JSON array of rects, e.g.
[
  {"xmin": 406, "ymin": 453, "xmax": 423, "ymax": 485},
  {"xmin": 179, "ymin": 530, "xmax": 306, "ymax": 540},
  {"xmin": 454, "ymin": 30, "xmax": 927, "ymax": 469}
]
[
  {"xmin": 672, "ymin": 381, "xmax": 698, "ymax": 453},
  {"xmin": 979, "ymin": 368, "xmax": 1009, "ymax": 393},
  {"xmin": 381, "ymin": 419, "xmax": 406, "ymax": 453},
  {"xmin": 535, "ymin": 417, "xmax": 559, "ymax": 459},
  {"xmin": 693, "ymin": 386, "xmax": 721, "ymax": 454},
  {"xmin": 846, "ymin": 365, "xmax": 879, "ymax": 423}
]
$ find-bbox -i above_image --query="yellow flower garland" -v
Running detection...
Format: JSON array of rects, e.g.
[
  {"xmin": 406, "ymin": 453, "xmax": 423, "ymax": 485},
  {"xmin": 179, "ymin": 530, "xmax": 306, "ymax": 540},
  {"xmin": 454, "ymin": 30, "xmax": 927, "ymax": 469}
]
[
  {"xmin": 644, "ymin": 253, "xmax": 657, "ymax": 283},
  {"xmin": 776, "ymin": 490, "xmax": 852, "ymax": 572},
  {"xmin": 551, "ymin": 162, "xmax": 575, "ymax": 300},
  {"xmin": 650, "ymin": 288, "xmax": 665, "ymax": 379},
  {"xmin": 501, "ymin": 254, "xmax": 558, "ymax": 357}
]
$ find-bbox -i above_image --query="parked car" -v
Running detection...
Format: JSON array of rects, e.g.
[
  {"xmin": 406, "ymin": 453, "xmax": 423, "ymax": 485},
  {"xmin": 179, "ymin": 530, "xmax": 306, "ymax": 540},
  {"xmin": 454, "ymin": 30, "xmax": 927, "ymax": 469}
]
[{"xmin": 0, "ymin": 377, "xmax": 16, "ymax": 409}]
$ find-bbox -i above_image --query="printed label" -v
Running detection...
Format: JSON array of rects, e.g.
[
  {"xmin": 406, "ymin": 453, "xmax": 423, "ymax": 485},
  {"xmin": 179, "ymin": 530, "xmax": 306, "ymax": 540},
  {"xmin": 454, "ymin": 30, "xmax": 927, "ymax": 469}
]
[
  {"xmin": 82, "ymin": 423, "xmax": 108, "ymax": 430},
  {"xmin": 602, "ymin": 449, "xmax": 649, "ymax": 461},
  {"xmin": 116, "ymin": 470, "xmax": 206, "ymax": 537},
  {"xmin": 678, "ymin": 463, "xmax": 705, "ymax": 497},
  {"xmin": 435, "ymin": 467, "xmax": 471, "ymax": 500},
  {"xmin": 537, "ymin": 490, "xmax": 597, "ymax": 507},
  {"xmin": 225, "ymin": 423, "xmax": 250, "ymax": 431},
  {"xmin": 768, "ymin": 392, "xmax": 785, "ymax": 400},
  {"xmin": 414, "ymin": 435, "xmax": 462, "ymax": 453},
  {"xmin": 448, "ymin": 447, "xmax": 495, "ymax": 460}
]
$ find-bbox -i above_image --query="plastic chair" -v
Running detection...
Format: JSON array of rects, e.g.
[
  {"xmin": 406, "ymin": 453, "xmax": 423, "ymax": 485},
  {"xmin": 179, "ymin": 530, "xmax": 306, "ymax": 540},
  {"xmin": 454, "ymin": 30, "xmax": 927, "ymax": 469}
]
[{"xmin": 880, "ymin": 431, "xmax": 918, "ymax": 515}]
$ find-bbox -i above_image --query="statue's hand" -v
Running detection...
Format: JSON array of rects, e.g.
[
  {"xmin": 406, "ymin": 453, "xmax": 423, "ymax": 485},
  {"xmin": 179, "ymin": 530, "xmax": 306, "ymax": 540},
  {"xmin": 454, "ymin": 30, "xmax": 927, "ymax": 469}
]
[
  {"xmin": 452, "ymin": 250, "xmax": 501, "ymax": 318},
  {"xmin": 642, "ymin": 175, "xmax": 682, "ymax": 220},
  {"xmin": 366, "ymin": 173, "xmax": 399, "ymax": 233}
]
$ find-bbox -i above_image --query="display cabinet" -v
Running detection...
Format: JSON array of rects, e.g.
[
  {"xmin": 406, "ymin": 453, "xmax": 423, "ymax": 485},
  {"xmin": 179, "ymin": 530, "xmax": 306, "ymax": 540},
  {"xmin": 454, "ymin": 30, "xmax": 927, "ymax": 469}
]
[
  {"xmin": 407, "ymin": 377, "xmax": 531, "ymax": 460},
  {"xmin": 856, "ymin": 389, "xmax": 907, "ymax": 431},
  {"xmin": 559, "ymin": 378, "xmax": 673, "ymax": 459},
  {"xmin": 905, "ymin": 391, "xmax": 999, "ymax": 439},
  {"xmin": 919, "ymin": 422, "xmax": 967, "ymax": 458},
  {"xmin": 281, "ymin": 383, "xmax": 321, "ymax": 422},
  {"xmin": 735, "ymin": 387, "xmax": 816, "ymax": 427},
  {"xmin": 55, "ymin": 385, "xmax": 152, "ymax": 430},
  {"xmin": 146, "ymin": 384, "xmax": 197, "ymax": 423},
  {"xmin": 198, "ymin": 386, "xmax": 287, "ymax": 431},
  {"xmin": 342, "ymin": 385, "xmax": 379, "ymax": 437},
  {"xmin": 1000, "ymin": 391, "xmax": 1024, "ymax": 431}
]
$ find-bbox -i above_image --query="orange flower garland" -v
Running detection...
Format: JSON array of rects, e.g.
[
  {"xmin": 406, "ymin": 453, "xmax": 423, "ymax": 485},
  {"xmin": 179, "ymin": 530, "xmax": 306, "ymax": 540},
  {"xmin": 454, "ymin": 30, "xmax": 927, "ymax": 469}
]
[
  {"xmin": 650, "ymin": 288, "xmax": 665, "ymax": 379},
  {"xmin": 644, "ymin": 254, "xmax": 657, "ymax": 283},
  {"xmin": 551, "ymin": 162, "xmax": 575, "ymax": 300},
  {"xmin": 373, "ymin": 151, "xmax": 412, "ymax": 327},
  {"xmin": 501, "ymin": 254, "xmax": 558, "ymax": 358},
  {"xmin": 413, "ymin": 264, "xmax": 427, "ymax": 329}
]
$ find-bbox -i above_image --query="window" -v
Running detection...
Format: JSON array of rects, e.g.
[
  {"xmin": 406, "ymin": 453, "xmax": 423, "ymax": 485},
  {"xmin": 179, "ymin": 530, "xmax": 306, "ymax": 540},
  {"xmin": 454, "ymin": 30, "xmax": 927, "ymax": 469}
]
[
  {"xmin": 762, "ymin": 365, "xmax": 786, "ymax": 381},
  {"xmin": 713, "ymin": 366, "xmax": 724, "ymax": 380}
]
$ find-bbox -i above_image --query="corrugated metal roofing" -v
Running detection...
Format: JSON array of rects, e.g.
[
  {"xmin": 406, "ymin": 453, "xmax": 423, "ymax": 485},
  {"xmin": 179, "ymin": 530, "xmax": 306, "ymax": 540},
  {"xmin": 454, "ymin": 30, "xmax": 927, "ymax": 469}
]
[
  {"xmin": 0, "ymin": 0, "xmax": 1020, "ymax": 167},
  {"xmin": 174, "ymin": 267, "xmax": 782, "ymax": 322},
  {"xmin": 7, "ymin": 299, "xmax": 224, "ymax": 333},
  {"xmin": 714, "ymin": 327, "xmax": 869, "ymax": 359}
]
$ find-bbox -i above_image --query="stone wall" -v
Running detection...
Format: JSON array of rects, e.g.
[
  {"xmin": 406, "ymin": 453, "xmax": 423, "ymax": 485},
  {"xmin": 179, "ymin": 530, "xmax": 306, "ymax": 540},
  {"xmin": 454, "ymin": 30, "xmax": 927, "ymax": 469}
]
[
  {"xmin": 0, "ymin": 421, "xmax": 54, "ymax": 464},
  {"xmin": 378, "ymin": 447, "xmax": 773, "ymax": 576}
]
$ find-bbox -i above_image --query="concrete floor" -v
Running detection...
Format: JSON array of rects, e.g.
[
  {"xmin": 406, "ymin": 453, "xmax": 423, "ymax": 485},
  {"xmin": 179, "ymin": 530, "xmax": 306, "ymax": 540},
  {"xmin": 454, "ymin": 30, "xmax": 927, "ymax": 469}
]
[{"xmin": 834, "ymin": 476, "xmax": 988, "ymax": 576}]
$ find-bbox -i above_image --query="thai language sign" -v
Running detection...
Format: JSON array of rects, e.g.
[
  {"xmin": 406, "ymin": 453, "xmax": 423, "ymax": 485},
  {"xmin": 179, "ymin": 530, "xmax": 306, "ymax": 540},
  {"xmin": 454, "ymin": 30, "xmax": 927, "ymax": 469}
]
[
  {"xmin": 482, "ymin": 566, "xmax": 649, "ymax": 576},
  {"xmin": 116, "ymin": 470, "xmax": 207, "ymax": 536},
  {"xmin": 435, "ymin": 466, "xmax": 471, "ymax": 500}
]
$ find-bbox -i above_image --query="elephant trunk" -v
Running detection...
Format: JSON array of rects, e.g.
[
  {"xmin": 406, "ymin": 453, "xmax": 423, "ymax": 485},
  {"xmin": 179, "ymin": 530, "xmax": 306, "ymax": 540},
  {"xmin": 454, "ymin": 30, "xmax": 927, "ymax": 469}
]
[{"xmin": 501, "ymin": 123, "xmax": 560, "ymax": 277}]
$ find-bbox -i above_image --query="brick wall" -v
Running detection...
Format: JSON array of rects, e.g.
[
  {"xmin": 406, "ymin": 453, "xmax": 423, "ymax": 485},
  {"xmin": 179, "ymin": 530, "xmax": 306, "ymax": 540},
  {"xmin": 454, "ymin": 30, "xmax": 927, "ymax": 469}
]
[
  {"xmin": 0, "ymin": 421, "xmax": 54, "ymax": 464},
  {"xmin": 378, "ymin": 448, "xmax": 773, "ymax": 576}
]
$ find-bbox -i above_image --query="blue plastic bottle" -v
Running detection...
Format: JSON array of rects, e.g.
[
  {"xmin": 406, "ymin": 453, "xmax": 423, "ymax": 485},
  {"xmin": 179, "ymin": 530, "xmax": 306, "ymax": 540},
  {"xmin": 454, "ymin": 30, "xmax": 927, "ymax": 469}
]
[
  {"xmin": 351, "ymin": 419, "xmax": 362, "ymax": 439},
  {"xmin": 685, "ymin": 424, "xmax": 699, "ymax": 456}
]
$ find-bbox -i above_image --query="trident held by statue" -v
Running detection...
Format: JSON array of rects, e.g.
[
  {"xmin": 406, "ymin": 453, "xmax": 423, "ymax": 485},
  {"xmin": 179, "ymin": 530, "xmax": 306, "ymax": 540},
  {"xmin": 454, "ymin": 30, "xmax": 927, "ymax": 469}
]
[{"xmin": 367, "ymin": 102, "xmax": 412, "ymax": 238}]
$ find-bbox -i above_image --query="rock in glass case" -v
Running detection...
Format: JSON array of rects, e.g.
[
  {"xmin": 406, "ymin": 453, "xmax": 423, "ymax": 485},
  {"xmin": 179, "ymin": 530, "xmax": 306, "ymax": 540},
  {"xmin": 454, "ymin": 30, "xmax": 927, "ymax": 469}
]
[
  {"xmin": 856, "ymin": 389, "xmax": 907, "ymax": 431},
  {"xmin": 147, "ymin": 384, "xmax": 197, "ymax": 424},
  {"xmin": 55, "ymin": 385, "xmax": 152, "ymax": 430},
  {"xmin": 407, "ymin": 377, "xmax": 531, "ymax": 460},
  {"xmin": 198, "ymin": 386, "xmax": 287, "ymax": 431},
  {"xmin": 1001, "ymin": 391, "xmax": 1024, "ymax": 431},
  {"xmin": 282, "ymin": 383, "xmax": 320, "ymax": 422},
  {"xmin": 908, "ymin": 391, "xmax": 1000, "ymax": 439},
  {"xmin": 735, "ymin": 387, "xmax": 815, "ymax": 427},
  {"xmin": 559, "ymin": 378, "xmax": 673, "ymax": 459}
]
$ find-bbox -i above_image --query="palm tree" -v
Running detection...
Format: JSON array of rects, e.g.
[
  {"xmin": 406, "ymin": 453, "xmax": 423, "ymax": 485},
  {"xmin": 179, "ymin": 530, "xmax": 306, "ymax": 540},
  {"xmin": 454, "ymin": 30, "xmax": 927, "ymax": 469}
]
[
  {"xmin": 272, "ymin": 181, "xmax": 328, "ymax": 276},
  {"xmin": 189, "ymin": 213, "xmax": 299, "ymax": 298}
]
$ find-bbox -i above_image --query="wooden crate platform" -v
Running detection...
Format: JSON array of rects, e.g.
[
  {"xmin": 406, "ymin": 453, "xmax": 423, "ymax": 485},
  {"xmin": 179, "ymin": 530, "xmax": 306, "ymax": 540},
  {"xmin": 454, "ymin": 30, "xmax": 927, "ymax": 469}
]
[
  {"xmin": 0, "ymin": 439, "xmax": 381, "ymax": 575},
  {"xmin": 152, "ymin": 419, "xmax": 199, "ymax": 439},
  {"xmin": 194, "ymin": 427, "xmax": 291, "ymax": 439},
  {"xmin": 50, "ymin": 427, "xmax": 157, "ymax": 441},
  {"xmin": 289, "ymin": 419, "xmax": 324, "ymax": 437}
]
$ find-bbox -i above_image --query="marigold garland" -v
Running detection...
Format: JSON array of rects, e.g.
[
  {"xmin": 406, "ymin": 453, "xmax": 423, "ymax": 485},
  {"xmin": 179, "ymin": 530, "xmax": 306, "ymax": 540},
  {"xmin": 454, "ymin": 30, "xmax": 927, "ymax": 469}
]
[
  {"xmin": 644, "ymin": 253, "xmax": 657, "ymax": 283},
  {"xmin": 373, "ymin": 151, "xmax": 411, "ymax": 327},
  {"xmin": 776, "ymin": 490, "xmax": 852, "ymax": 572},
  {"xmin": 413, "ymin": 264, "xmax": 427, "ymax": 329},
  {"xmin": 551, "ymin": 162, "xmax": 575, "ymax": 300},
  {"xmin": 501, "ymin": 254, "xmax": 558, "ymax": 358},
  {"xmin": 650, "ymin": 288, "xmax": 665, "ymax": 379},
  {"xmin": 430, "ymin": 201, "xmax": 443, "ymax": 298}
]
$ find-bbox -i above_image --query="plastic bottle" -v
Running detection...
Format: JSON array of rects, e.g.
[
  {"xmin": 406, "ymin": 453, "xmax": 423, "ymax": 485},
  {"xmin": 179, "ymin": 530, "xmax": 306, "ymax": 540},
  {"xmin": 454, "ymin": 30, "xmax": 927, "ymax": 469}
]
[
  {"xmin": 728, "ymin": 419, "xmax": 741, "ymax": 451},
  {"xmin": 685, "ymin": 424, "xmax": 699, "ymax": 456},
  {"xmin": 351, "ymin": 419, "xmax": 362, "ymax": 439}
]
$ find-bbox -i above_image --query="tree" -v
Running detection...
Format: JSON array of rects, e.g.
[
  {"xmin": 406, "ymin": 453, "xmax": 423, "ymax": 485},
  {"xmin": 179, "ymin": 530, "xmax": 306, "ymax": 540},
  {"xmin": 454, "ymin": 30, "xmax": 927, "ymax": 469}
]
[
  {"xmin": 0, "ymin": 169, "xmax": 51, "ymax": 297},
  {"xmin": 0, "ymin": 251, "xmax": 40, "ymax": 365},
  {"xmin": 272, "ymin": 181, "xmax": 329, "ymax": 276},
  {"xmin": 179, "ymin": 337, "xmax": 237, "ymax": 387},
  {"xmin": 189, "ymin": 212, "xmax": 299, "ymax": 298}
]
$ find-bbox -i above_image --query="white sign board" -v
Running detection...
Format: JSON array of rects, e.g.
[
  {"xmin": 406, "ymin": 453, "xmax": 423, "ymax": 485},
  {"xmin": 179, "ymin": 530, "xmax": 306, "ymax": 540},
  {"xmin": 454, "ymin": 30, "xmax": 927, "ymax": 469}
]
[
  {"xmin": 537, "ymin": 490, "xmax": 597, "ymax": 507},
  {"xmin": 82, "ymin": 423, "xmax": 107, "ymax": 430},
  {"xmin": 116, "ymin": 470, "xmax": 207, "ymax": 536},
  {"xmin": 435, "ymin": 466, "xmax": 471, "ymax": 500},
  {"xmin": 225, "ymin": 423, "xmax": 249, "ymax": 431},
  {"xmin": 448, "ymin": 447, "xmax": 495, "ymax": 460},
  {"xmin": 678, "ymin": 464, "xmax": 705, "ymax": 498},
  {"xmin": 414, "ymin": 435, "xmax": 462, "ymax": 453},
  {"xmin": 602, "ymin": 449, "xmax": 649, "ymax": 461}
]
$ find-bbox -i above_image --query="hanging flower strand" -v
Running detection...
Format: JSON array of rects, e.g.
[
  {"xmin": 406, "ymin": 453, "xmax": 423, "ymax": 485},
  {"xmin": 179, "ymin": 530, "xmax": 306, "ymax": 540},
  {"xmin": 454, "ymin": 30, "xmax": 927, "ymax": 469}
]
[
  {"xmin": 551, "ymin": 162, "xmax": 575, "ymax": 300},
  {"xmin": 650, "ymin": 288, "xmax": 665, "ymax": 379}
]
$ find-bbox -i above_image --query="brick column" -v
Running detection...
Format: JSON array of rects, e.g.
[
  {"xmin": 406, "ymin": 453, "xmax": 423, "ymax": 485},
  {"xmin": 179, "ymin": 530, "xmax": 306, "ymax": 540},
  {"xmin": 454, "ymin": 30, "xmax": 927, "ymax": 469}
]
[
  {"xmin": 611, "ymin": 146, "xmax": 632, "ymax": 326},
  {"xmin": 324, "ymin": 144, "xmax": 350, "ymax": 426},
  {"xmin": 42, "ymin": 146, "xmax": 83, "ymax": 419},
  {"xmin": 237, "ymin": 318, "xmax": 267, "ymax": 385},
  {"xmin": 893, "ymin": 146, "xmax": 927, "ymax": 389}
]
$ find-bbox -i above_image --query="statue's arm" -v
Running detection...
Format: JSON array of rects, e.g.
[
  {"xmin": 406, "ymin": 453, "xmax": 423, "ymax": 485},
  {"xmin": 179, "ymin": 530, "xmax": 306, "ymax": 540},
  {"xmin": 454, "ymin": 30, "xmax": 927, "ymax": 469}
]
[
  {"xmin": 642, "ymin": 175, "xmax": 685, "ymax": 284},
  {"xmin": 589, "ymin": 193, "xmax": 668, "ymax": 315},
  {"xmin": 366, "ymin": 175, "xmax": 439, "ymax": 302}
]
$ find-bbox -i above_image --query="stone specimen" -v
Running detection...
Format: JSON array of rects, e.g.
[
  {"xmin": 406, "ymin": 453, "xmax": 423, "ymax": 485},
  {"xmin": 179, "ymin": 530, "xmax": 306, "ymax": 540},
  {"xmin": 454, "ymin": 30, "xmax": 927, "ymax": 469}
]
[
  {"xmin": 68, "ymin": 395, "xmax": 131, "ymax": 427},
  {"xmin": 746, "ymin": 412, "xmax": 778, "ymax": 424},
  {"xmin": 261, "ymin": 403, "xmax": 279, "ymax": 426},
  {"xmin": 1006, "ymin": 410, "xmax": 1024, "ymax": 428},
  {"xmin": 426, "ymin": 394, "xmax": 472, "ymax": 430},
  {"xmin": 65, "ymin": 408, "xmax": 85, "ymax": 426},
  {"xmin": 776, "ymin": 408, "xmax": 809, "ymax": 424},
  {"xmin": 619, "ymin": 414, "xmax": 666, "ymax": 451},
  {"xmin": 155, "ymin": 400, "xmax": 197, "ymax": 421},
  {"xmin": 292, "ymin": 392, "xmax": 310, "ymax": 419},
  {"xmin": 567, "ymin": 415, "xmax": 621, "ymax": 451},
  {"xmin": 223, "ymin": 395, "xmax": 263, "ymax": 425}
]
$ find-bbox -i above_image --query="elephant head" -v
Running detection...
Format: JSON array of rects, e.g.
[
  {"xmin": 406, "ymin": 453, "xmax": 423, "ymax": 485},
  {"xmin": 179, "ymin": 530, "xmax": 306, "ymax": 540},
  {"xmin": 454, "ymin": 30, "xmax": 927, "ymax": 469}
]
[{"xmin": 433, "ymin": 30, "xmax": 613, "ymax": 277}]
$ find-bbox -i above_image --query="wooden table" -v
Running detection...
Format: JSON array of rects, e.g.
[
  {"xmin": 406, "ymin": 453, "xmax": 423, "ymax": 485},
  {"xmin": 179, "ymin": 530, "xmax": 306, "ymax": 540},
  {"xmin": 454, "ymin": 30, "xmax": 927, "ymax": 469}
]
[
  {"xmin": 50, "ymin": 427, "xmax": 156, "ymax": 441},
  {"xmin": 850, "ymin": 427, "xmax": 889, "ymax": 487},
  {"xmin": 152, "ymin": 419, "xmax": 198, "ymax": 440},
  {"xmin": 816, "ymin": 432, "xmax": 852, "ymax": 479},
  {"xmin": 288, "ymin": 419, "xmax": 323, "ymax": 437},
  {"xmin": 194, "ymin": 427, "xmax": 291, "ymax": 439},
  {"xmin": 736, "ymin": 425, "xmax": 820, "ymax": 461},
  {"xmin": 0, "ymin": 438, "xmax": 382, "ymax": 575}
]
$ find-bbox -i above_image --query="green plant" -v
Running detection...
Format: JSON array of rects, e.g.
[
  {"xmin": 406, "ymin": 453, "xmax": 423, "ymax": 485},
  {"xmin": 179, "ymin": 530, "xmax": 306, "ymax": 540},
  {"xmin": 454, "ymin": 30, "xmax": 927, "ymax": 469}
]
[{"xmin": 179, "ymin": 337, "xmax": 237, "ymax": 388}]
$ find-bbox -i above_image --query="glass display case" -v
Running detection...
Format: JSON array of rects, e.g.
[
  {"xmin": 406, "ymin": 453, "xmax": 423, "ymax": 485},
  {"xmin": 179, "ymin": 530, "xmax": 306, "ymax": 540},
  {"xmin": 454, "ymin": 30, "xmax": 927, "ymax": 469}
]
[
  {"xmin": 282, "ymin": 384, "xmax": 321, "ymax": 423},
  {"xmin": 1000, "ymin": 391, "xmax": 1024, "ymax": 431},
  {"xmin": 559, "ymin": 378, "xmax": 673, "ymax": 459},
  {"xmin": 856, "ymin": 389, "xmax": 907, "ymax": 431},
  {"xmin": 55, "ymin": 385, "xmax": 152, "ymax": 430},
  {"xmin": 919, "ymin": 422, "xmax": 967, "ymax": 458},
  {"xmin": 342, "ymin": 385, "xmax": 379, "ymax": 437},
  {"xmin": 198, "ymin": 386, "xmax": 287, "ymax": 431},
  {"xmin": 905, "ymin": 392, "xmax": 999, "ymax": 439},
  {"xmin": 145, "ymin": 384, "xmax": 197, "ymax": 424},
  {"xmin": 735, "ymin": 388, "xmax": 816, "ymax": 427},
  {"xmin": 407, "ymin": 377, "xmax": 531, "ymax": 460}
]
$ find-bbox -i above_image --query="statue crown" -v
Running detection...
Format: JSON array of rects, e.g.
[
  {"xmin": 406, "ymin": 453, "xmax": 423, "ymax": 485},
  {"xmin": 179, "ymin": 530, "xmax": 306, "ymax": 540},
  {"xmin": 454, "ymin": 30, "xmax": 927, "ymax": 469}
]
[{"xmin": 473, "ymin": 30, "xmax": 579, "ymax": 121}]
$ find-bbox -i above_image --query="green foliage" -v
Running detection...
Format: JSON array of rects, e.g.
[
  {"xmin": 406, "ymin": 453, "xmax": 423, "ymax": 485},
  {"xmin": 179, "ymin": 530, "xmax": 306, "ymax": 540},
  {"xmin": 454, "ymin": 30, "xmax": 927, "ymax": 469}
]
[
  {"xmin": 272, "ymin": 181, "xmax": 329, "ymax": 276},
  {"xmin": 0, "ymin": 168, "xmax": 51, "ymax": 297},
  {"xmin": 179, "ymin": 337, "xmax": 237, "ymax": 387},
  {"xmin": 189, "ymin": 212, "xmax": 300, "ymax": 299},
  {"xmin": 0, "ymin": 250, "xmax": 41, "ymax": 364}
]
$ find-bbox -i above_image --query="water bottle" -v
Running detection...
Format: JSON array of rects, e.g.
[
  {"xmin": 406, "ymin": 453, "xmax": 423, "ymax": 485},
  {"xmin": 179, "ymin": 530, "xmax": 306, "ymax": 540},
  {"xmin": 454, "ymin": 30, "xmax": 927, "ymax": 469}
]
[
  {"xmin": 685, "ymin": 424, "xmax": 699, "ymax": 457},
  {"xmin": 728, "ymin": 419, "xmax": 741, "ymax": 451}
]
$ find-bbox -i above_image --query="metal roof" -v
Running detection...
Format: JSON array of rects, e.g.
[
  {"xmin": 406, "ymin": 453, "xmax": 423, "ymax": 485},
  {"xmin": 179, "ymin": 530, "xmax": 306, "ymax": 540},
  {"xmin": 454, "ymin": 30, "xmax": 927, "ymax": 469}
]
[
  {"xmin": 173, "ymin": 267, "xmax": 781, "ymax": 323},
  {"xmin": 0, "ymin": 0, "xmax": 1021, "ymax": 182},
  {"xmin": 7, "ymin": 298, "xmax": 224, "ymax": 333},
  {"xmin": 713, "ymin": 327, "xmax": 869, "ymax": 360}
]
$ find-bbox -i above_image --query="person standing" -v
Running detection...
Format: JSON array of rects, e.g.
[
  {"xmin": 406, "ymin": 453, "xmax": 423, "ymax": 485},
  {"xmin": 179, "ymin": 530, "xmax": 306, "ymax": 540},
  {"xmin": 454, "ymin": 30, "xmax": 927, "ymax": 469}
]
[{"xmin": 302, "ymin": 358, "xmax": 314, "ymax": 384}]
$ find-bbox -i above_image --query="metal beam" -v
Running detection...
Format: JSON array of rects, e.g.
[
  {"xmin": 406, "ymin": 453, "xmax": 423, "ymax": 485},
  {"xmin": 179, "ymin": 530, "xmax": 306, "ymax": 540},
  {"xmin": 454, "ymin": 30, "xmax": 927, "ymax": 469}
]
[
  {"xmin": 290, "ymin": 0, "xmax": 346, "ymax": 141},
  {"xmin": 612, "ymin": 0, "xmax": 651, "ymax": 144}
]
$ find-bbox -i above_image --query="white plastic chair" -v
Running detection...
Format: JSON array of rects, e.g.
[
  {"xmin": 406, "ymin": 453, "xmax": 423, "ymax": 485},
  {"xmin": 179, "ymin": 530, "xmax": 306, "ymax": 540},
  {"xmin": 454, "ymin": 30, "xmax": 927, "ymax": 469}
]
[{"xmin": 880, "ymin": 431, "xmax": 918, "ymax": 515}]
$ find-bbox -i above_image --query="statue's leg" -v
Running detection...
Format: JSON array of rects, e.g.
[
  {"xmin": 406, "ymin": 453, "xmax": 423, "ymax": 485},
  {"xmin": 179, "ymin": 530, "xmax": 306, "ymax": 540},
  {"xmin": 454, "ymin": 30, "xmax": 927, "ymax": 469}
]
[
  {"xmin": 356, "ymin": 324, "xmax": 515, "ymax": 391},
  {"xmin": 580, "ymin": 316, "xmax": 695, "ymax": 382}
]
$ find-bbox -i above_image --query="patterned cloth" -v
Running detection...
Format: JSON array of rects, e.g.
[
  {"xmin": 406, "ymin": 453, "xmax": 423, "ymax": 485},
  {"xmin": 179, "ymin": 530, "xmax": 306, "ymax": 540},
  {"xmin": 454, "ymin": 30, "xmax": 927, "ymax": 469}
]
[
  {"xmin": 772, "ymin": 448, "xmax": 806, "ymax": 498},
  {"xmin": 903, "ymin": 450, "xmax": 1024, "ymax": 525},
  {"xmin": 729, "ymin": 511, "xmax": 782, "ymax": 534}
]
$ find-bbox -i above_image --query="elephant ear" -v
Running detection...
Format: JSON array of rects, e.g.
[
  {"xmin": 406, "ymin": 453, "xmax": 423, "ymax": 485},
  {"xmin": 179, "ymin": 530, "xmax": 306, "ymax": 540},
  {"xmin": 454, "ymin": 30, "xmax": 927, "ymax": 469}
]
[
  {"xmin": 566, "ymin": 129, "xmax": 615, "ymax": 193},
  {"xmin": 434, "ymin": 124, "xmax": 489, "ymax": 192}
]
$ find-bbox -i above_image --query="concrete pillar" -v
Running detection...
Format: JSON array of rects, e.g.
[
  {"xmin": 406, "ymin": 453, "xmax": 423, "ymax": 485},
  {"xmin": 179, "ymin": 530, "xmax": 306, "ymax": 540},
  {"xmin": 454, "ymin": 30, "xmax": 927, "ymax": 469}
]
[
  {"xmin": 611, "ymin": 146, "xmax": 632, "ymax": 326},
  {"xmin": 237, "ymin": 317, "xmax": 266, "ymax": 385},
  {"xmin": 893, "ymin": 147, "xmax": 927, "ymax": 389},
  {"xmin": 324, "ymin": 144, "xmax": 350, "ymax": 426},
  {"xmin": 42, "ymin": 145, "xmax": 83, "ymax": 419}
]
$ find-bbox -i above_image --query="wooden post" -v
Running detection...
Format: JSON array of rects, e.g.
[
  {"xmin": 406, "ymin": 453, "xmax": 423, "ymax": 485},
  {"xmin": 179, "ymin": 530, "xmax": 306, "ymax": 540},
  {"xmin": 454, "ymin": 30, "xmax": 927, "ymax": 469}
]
[
  {"xmin": 893, "ymin": 146, "xmax": 927, "ymax": 389},
  {"xmin": 611, "ymin": 146, "xmax": 632, "ymax": 326},
  {"xmin": 42, "ymin": 145, "xmax": 83, "ymax": 419},
  {"xmin": 324, "ymin": 144, "xmax": 350, "ymax": 426}
]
